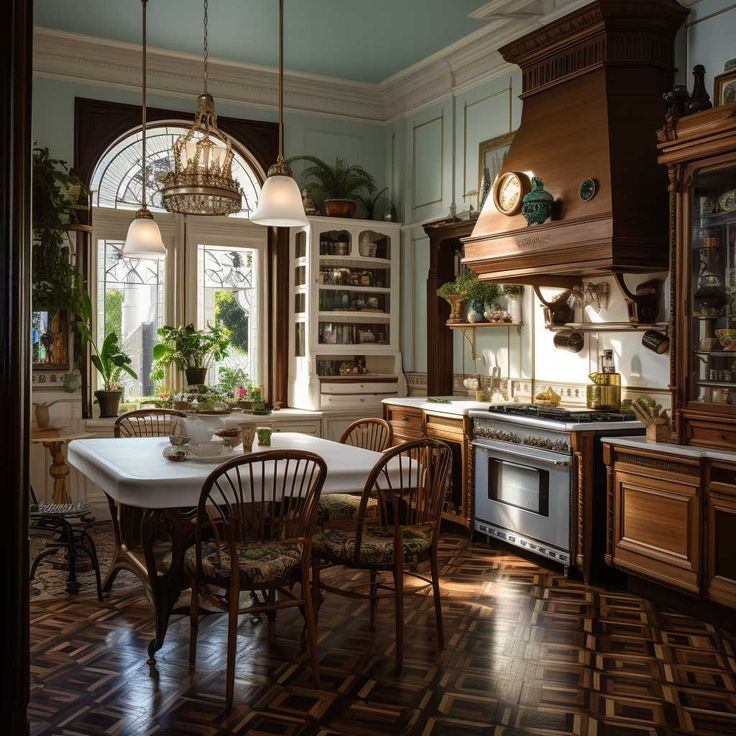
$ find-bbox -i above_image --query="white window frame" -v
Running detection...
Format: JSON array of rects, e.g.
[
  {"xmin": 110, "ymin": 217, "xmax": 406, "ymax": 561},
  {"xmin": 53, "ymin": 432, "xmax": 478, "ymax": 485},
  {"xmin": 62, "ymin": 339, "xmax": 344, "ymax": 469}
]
[{"xmin": 90, "ymin": 207, "xmax": 268, "ymax": 397}]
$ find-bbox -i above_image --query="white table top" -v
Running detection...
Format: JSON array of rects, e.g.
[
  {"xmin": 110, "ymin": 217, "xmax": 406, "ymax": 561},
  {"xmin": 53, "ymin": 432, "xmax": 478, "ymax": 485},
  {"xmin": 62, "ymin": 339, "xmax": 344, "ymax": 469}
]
[{"xmin": 68, "ymin": 433, "xmax": 388, "ymax": 509}]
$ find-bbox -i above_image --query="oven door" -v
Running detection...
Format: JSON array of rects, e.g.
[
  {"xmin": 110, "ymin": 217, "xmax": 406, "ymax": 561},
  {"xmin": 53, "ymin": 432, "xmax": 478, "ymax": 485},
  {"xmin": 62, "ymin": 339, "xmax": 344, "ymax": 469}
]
[{"xmin": 474, "ymin": 440, "xmax": 571, "ymax": 551}]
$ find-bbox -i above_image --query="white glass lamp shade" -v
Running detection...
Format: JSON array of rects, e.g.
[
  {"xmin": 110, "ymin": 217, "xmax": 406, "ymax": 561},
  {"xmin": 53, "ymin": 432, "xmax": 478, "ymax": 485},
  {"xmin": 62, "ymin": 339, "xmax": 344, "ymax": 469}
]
[
  {"xmin": 250, "ymin": 174, "xmax": 308, "ymax": 227},
  {"xmin": 123, "ymin": 213, "xmax": 166, "ymax": 259}
]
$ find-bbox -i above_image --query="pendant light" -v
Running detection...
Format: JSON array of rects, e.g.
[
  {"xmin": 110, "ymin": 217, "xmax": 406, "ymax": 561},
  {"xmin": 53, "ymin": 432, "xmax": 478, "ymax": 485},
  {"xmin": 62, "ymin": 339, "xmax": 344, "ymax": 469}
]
[
  {"xmin": 250, "ymin": 0, "xmax": 308, "ymax": 227},
  {"xmin": 123, "ymin": 0, "xmax": 166, "ymax": 259},
  {"xmin": 159, "ymin": 0, "xmax": 242, "ymax": 216}
]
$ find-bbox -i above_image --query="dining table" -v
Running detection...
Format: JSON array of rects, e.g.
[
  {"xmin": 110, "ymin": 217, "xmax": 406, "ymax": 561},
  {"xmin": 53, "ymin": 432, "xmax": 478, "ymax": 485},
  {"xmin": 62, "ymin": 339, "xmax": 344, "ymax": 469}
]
[{"xmin": 67, "ymin": 432, "xmax": 393, "ymax": 663}]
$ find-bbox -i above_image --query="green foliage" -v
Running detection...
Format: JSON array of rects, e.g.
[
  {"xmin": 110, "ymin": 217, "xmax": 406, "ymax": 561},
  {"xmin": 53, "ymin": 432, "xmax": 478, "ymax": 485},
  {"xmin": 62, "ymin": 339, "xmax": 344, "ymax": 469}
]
[
  {"xmin": 32, "ymin": 146, "xmax": 90, "ymax": 314},
  {"xmin": 214, "ymin": 291, "xmax": 248, "ymax": 351},
  {"xmin": 356, "ymin": 186, "xmax": 388, "ymax": 220},
  {"xmin": 218, "ymin": 366, "xmax": 249, "ymax": 394},
  {"xmin": 150, "ymin": 323, "xmax": 230, "ymax": 382},
  {"xmin": 502, "ymin": 284, "xmax": 525, "ymax": 298},
  {"xmin": 91, "ymin": 332, "xmax": 138, "ymax": 391},
  {"xmin": 105, "ymin": 289, "xmax": 124, "ymax": 341},
  {"xmin": 437, "ymin": 272, "xmax": 497, "ymax": 302},
  {"xmin": 288, "ymin": 156, "xmax": 376, "ymax": 201}
]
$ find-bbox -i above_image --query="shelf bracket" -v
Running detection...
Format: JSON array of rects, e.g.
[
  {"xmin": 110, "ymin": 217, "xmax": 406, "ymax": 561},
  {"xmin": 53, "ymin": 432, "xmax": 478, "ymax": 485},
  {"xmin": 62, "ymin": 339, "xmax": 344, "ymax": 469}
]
[
  {"xmin": 459, "ymin": 326, "xmax": 480, "ymax": 363},
  {"xmin": 612, "ymin": 274, "xmax": 662, "ymax": 324}
]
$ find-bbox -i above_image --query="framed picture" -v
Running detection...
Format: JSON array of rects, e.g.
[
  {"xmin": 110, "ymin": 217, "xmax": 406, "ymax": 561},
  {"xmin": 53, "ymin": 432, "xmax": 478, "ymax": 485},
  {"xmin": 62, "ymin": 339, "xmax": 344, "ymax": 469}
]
[
  {"xmin": 714, "ymin": 69, "xmax": 736, "ymax": 107},
  {"xmin": 32, "ymin": 308, "xmax": 71, "ymax": 372},
  {"xmin": 477, "ymin": 131, "xmax": 515, "ymax": 200}
]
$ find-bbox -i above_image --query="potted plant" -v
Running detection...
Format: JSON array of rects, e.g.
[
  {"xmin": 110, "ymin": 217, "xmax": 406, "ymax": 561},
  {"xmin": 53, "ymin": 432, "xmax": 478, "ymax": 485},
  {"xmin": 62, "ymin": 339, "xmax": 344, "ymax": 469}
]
[
  {"xmin": 91, "ymin": 332, "xmax": 138, "ymax": 417},
  {"xmin": 289, "ymin": 156, "xmax": 376, "ymax": 218},
  {"xmin": 32, "ymin": 146, "xmax": 89, "ymax": 317},
  {"xmin": 502, "ymin": 284, "xmax": 525, "ymax": 324},
  {"xmin": 437, "ymin": 272, "xmax": 475, "ymax": 324},
  {"xmin": 466, "ymin": 277, "xmax": 500, "ymax": 323},
  {"xmin": 150, "ymin": 323, "xmax": 230, "ymax": 386}
]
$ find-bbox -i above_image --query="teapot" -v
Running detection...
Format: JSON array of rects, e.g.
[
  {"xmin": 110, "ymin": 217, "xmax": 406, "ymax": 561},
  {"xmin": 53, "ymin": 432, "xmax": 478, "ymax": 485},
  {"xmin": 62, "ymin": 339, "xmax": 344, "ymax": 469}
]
[{"xmin": 182, "ymin": 415, "xmax": 224, "ymax": 443}]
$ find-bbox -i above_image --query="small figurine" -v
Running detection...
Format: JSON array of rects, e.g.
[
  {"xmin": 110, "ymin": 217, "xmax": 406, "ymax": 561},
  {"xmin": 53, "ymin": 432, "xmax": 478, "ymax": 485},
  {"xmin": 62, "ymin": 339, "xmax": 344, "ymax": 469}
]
[
  {"xmin": 301, "ymin": 188, "xmax": 318, "ymax": 215},
  {"xmin": 522, "ymin": 177, "xmax": 554, "ymax": 226}
]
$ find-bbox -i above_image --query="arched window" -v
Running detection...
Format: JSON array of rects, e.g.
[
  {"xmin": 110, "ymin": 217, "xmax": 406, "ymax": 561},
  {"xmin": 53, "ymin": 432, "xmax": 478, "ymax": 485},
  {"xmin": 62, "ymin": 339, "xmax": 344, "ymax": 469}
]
[
  {"xmin": 89, "ymin": 125, "xmax": 267, "ymax": 401},
  {"xmin": 90, "ymin": 123, "xmax": 262, "ymax": 218}
]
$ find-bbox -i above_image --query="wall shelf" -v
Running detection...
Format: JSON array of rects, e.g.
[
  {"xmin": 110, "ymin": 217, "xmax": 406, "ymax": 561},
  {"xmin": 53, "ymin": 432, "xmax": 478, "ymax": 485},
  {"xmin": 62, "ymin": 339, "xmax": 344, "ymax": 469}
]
[
  {"xmin": 545, "ymin": 321, "xmax": 669, "ymax": 333},
  {"xmin": 446, "ymin": 321, "xmax": 522, "ymax": 362}
]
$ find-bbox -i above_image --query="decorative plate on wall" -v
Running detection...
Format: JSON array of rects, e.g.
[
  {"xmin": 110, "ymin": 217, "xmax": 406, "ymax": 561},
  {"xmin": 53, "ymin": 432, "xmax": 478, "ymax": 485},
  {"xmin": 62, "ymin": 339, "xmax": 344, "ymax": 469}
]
[{"xmin": 579, "ymin": 178, "xmax": 598, "ymax": 201}]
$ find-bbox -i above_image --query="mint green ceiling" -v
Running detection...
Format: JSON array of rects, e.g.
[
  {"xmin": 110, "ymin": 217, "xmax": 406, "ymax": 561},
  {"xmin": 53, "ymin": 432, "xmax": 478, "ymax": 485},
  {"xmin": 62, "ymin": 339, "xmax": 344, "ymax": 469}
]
[{"xmin": 34, "ymin": 0, "xmax": 490, "ymax": 83}]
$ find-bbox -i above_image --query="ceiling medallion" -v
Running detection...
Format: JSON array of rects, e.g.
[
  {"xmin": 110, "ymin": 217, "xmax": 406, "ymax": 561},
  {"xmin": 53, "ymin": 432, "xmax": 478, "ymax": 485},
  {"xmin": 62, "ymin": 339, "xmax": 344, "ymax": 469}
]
[{"xmin": 158, "ymin": 0, "xmax": 242, "ymax": 216}]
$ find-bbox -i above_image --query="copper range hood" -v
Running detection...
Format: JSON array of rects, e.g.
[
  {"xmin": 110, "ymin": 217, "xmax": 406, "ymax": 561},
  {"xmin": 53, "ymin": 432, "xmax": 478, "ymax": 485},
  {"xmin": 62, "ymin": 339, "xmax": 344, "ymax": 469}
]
[{"xmin": 463, "ymin": 0, "xmax": 688, "ymax": 285}]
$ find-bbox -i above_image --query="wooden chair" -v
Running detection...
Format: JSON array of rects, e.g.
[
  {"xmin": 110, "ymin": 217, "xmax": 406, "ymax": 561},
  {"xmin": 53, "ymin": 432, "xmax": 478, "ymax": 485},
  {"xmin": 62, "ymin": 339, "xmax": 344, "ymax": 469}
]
[
  {"xmin": 186, "ymin": 450, "xmax": 327, "ymax": 710},
  {"xmin": 114, "ymin": 408, "xmax": 186, "ymax": 438},
  {"xmin": 104, "ymin": 409, "xmax": 187, "ymax": 593},
  {"xmin": 311, "ymin": 438, "xmax": 452, "ymax": 670},
  {"xmin": 316, "ymin": 418, "xmax": 393, "ymax": 527}
]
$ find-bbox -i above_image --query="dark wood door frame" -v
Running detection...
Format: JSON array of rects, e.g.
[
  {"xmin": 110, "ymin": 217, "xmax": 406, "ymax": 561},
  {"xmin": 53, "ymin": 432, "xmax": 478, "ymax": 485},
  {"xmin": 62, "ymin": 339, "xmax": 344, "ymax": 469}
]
[
  {"xmin": 73, "ymin": 97, "xmax": 290, "ymax": 407},
  {"xmin": 0, "ymin": 0, "xmax": 32, "ymax": 731},
  {"xmin": 423, "ymin": 218, "xmax": 477, "ymax": 396}
]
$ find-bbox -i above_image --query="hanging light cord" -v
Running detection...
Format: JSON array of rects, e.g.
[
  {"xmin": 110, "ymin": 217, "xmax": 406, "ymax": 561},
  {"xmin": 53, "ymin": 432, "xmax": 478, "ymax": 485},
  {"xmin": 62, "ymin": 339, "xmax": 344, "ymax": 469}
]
[
  {"xmin": 141, "ymin": 0, "xmax": 148, "ymax": 211},
  {"xmin": 203, "ymin": 0, "xmax": 209, "ymax": 94},
  {"xmin": 278, "ymin": 0, "xmax": 284, "ymax": 160}
]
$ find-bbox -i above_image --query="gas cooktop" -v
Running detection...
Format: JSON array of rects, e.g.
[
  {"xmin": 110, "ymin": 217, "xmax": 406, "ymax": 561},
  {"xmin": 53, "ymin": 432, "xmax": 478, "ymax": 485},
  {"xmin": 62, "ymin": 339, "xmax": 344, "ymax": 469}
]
[{"xmin": 486, "ymin": 404, "xmax": 633, "ymax": 423}]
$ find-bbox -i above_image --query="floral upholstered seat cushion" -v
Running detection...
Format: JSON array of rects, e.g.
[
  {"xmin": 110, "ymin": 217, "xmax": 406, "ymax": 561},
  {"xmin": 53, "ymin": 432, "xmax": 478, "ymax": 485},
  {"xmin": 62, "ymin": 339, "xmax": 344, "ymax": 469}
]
[
  {"xmin": 312, "ymin": 526, "xmax": 432, "ymax": 566},
  {"xmin": 184, "ymin": 540, "xmax": 303, "ymax": 583},
  {"xmin": 317, "ymin": 493, "xmax": 378, "ymax": 522}
]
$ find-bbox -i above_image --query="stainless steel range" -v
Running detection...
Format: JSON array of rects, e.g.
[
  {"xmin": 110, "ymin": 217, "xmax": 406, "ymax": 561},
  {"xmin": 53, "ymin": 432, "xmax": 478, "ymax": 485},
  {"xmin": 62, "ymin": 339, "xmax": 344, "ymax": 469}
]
[{"xmin": 471, "ymin": 404, "xmax": 642, "ymax": 573}]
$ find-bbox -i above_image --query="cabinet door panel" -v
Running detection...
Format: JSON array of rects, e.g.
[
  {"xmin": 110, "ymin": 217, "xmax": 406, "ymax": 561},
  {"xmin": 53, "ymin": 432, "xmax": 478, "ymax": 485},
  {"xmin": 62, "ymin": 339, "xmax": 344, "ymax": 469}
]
[
  {"xmin": 613, "ymin": 470, "xmax": 701, "ymax": 593},
  {"xmin": 707, "ymin": 492, "xmax": 736, "ymax": 608}
]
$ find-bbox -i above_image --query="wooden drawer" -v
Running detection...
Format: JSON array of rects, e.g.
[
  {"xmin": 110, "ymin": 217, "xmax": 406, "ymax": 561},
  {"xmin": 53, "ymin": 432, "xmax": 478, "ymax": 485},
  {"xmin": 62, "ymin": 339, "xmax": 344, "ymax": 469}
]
[
  {"xmin": 687, "ymin": 421, "xmax": 736, "ymax": 450},
  {"xmin": 708, "ymin": 462, "xmax": 736, "ymax": 497},
  {"xmin": 612, "ymin": 467, "xmax": 701, "ymax": 594},
  {"xmin": 424, "ymin": 412, "xmax": 464, "ymax": 441},
  {"xmin": 321, "ymin": 394, "xmax": 383, "ymax": 410},
  {"xmin": 392, "ymin": 429, "xmax": 424, "ymax": 446},
  {"xmin": 321, "ymin": 381, "xmax": 398, "ymax": 395},
  {"xmin": 386, "ymin": 405, "xmax": 423, "ymax": 433}
]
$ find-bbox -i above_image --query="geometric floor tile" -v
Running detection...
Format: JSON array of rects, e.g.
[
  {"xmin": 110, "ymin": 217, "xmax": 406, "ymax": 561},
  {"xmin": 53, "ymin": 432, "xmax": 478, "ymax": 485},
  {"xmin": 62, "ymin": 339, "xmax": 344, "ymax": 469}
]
[{"xmin": 29, "ymin": 532, "xmax": 736, "ymax": 735}]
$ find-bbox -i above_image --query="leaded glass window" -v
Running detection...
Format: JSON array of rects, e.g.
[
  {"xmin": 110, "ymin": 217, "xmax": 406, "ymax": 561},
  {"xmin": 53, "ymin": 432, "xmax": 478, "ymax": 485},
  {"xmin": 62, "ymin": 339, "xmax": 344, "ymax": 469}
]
[
  {"xmin": 96, "ymin": 239, "xmax": 166, "ymax": 399},
  {"xmin": 197, "ymin": 244, "xmax": 259, "ymax": 387},
  {"xmin": 90, "ymin": 125, "xmax": 261, "ymax": 218}
]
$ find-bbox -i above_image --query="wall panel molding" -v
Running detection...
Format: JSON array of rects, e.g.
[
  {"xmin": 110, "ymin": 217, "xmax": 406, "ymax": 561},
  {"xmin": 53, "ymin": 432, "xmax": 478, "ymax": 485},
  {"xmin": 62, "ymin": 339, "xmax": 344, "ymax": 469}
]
[{"xmin": 412, "ymin": 116, "xmax": 444, "ymax": 211}]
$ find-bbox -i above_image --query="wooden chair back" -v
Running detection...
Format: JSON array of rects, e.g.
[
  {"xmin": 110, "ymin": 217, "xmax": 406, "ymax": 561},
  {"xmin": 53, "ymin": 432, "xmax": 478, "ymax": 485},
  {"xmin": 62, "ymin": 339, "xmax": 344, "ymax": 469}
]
[
  {"xmin": 351, "ymin": 438, "xmax": 452, "ymax": 564},
  {"xmin": 193, "ymin": 450, "xmax": 327, "ymax": 581},
  {"xmin": 114, "ymin": 409, "xmax": 186, "ymax": 438},
  {"xmin": 339, "ymin": 417, "xmax": 393, "ymax": 453}
]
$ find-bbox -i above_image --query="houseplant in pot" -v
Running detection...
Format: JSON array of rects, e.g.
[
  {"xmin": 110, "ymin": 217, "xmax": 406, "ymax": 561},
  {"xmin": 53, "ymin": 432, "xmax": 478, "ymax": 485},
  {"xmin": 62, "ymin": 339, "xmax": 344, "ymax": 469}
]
[
  {"xmin": 437, "ymin": 272, "xmax": 477, "ymax": 324},
  {"xmin": 150, "ymin": 323, "xmax": 230, "ymax": 386},
  {"xmin": 466, "ymin": 277, "xmax": 500, "ymax": 323},
  {"xmin": 91, "ymin": 332, "xmax": 138, "ymax": 417},
  {"xmin": 289, "ymin": 155, "xmax": 375, "ymax": 218}
]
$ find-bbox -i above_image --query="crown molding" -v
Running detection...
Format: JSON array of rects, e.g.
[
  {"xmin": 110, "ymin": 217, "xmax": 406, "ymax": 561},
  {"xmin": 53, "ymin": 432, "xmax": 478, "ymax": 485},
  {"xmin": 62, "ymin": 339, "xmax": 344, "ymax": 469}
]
[{"xmin": 33, "ymin": 0, "xmax": 594, "ymax": 126}]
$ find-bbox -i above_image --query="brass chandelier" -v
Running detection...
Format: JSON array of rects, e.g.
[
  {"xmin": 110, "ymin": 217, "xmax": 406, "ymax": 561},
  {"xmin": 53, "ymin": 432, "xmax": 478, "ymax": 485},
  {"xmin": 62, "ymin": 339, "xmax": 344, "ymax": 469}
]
[{"xmin": 159, "ymin": 0, "xmax": 242, "ymax": 216}]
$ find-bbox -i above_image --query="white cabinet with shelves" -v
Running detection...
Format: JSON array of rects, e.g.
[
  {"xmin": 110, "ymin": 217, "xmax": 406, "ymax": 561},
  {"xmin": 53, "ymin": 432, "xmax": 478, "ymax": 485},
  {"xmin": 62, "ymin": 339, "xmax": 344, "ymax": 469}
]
[{"xmin": 289, "ymin": 216, "xmax": 406, "ymax": 411}]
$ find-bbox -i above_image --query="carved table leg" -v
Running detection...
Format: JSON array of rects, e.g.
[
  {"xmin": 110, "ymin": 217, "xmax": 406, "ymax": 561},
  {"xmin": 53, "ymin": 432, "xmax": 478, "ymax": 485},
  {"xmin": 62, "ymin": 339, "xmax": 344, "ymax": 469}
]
[
  {"xmin": 141, "ymin": 507, "xmax": 196, "ymax": 665},
  {"xmin": 45, "ymin": 440, "xmax": 71, "ymax": 504}
]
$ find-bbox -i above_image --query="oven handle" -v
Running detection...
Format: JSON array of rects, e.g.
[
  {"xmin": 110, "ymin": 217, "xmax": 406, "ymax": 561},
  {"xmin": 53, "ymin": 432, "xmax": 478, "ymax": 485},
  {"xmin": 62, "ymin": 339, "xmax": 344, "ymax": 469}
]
[{"xmin": 472, "ymin": 440, "xmax": 571, "ymax": 468}]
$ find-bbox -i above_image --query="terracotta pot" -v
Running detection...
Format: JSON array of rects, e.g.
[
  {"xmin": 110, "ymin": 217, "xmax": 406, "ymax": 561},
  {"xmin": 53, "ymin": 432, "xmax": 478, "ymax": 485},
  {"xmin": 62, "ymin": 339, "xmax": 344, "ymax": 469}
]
[
  {"xmin": 323, "ymin": 199, "xmax": 356, "ymax": 218},
  {"xmin": 444, "ymin": 295, "xmax": 467, "ymax": 324},
  {"xmin": 95, "ymin": 390, "xmax": 122, "ymax": 418},
  {"xmin": 185, "ymin": 367, "xmax": 208, "ymax": 386}
]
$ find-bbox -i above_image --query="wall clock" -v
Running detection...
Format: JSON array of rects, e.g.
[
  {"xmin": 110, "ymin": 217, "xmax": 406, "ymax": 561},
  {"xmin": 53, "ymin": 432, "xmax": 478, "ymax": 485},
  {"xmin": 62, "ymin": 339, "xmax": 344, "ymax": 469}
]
[
  {"xmin": 493, "ymin": 172, "xmax": 530, "ymax": 216},
  {"xmin": 579, "ymin": 177, "xmax": 598, "ymax": 201}
]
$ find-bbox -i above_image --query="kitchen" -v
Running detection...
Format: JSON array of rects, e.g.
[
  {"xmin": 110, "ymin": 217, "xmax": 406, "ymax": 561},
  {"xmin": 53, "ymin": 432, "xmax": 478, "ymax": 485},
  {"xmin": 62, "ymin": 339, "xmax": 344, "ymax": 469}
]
[{"xmin": 6, "ymin": 0, "xmax": 736, "ymax": 733}]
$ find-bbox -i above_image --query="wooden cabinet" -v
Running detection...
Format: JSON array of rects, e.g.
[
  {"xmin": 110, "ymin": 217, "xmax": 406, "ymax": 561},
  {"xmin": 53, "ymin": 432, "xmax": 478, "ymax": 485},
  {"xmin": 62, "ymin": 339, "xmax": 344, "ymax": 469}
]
[
  {"xmin": 658, "ymin": 105, "xmax": 736, "ymax": 449},
  {"xmin": 383, "ymin": 403, "xmax": 473, "ymax": 529},
  {"xmin": 706, "ymin": 463, "xmax": 736, "ymax": 607},
  {"xmin": 605, "ymin": 443, "xmax": 736, "ymax": 609}
]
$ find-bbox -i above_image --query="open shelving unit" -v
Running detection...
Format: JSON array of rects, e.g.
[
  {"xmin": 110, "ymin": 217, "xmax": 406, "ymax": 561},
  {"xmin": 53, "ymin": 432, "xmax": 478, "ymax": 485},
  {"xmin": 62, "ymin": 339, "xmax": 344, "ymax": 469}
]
[{"xmin": 288, "ymin": 216, "xmax": 406, "ymax": 413}]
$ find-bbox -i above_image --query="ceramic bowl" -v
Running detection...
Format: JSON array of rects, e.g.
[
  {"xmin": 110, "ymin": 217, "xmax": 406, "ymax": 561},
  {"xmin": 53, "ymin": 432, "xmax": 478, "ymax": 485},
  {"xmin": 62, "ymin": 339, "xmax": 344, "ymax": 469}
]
[
  {"xmin": 189, "ymin": 441, "xmax": 228, "ymax": 459},
  {"xmin": 716, "ymin": 328, "xmax": 736, "ymax": 349}
]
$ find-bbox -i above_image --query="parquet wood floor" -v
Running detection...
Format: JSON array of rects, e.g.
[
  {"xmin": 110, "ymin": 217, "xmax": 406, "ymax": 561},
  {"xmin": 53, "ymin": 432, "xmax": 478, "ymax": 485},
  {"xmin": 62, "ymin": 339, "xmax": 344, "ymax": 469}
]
[{"xmin": 29, "ymin": 534, "xmax": 736, "ymax": 735}]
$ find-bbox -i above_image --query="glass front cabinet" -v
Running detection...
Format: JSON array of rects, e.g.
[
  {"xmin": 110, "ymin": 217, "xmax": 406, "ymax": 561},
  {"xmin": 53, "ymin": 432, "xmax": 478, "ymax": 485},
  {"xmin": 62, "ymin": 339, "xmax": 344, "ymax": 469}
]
[
  {"xmin": 288, "ymin": 216, "xmax": 406, "ymax": 411},
  {"xmin": 660, "ymin": 105, "xmax": 736, "ymax": 450}
]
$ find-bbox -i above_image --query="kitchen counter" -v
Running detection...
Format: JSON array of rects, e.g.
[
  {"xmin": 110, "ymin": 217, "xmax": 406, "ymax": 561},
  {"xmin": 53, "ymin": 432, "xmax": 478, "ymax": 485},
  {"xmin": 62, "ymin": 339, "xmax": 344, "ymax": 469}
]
[
  {"xmin": 602, "ymin": 435, "xmax": 736, "ymax": 463},
  {"xmin": 381, "ymin": 396, "xmax": 494, "ymax": 417}
]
